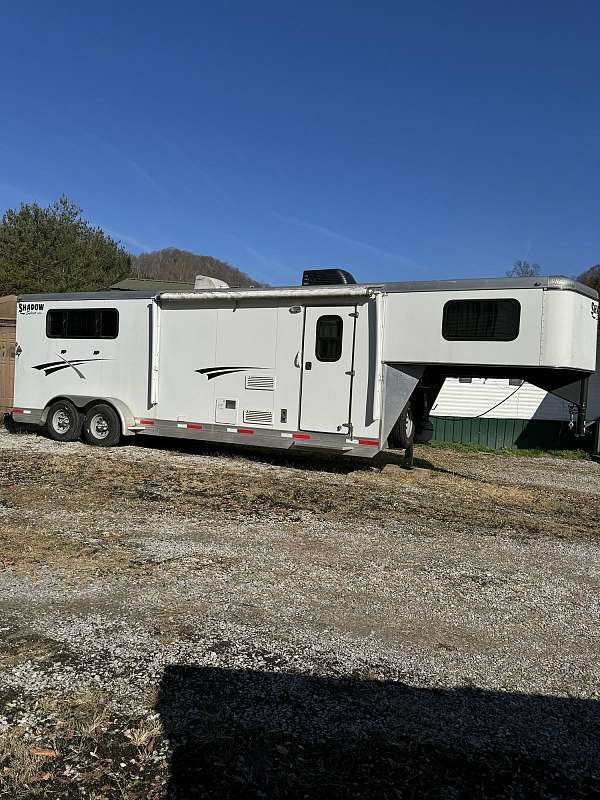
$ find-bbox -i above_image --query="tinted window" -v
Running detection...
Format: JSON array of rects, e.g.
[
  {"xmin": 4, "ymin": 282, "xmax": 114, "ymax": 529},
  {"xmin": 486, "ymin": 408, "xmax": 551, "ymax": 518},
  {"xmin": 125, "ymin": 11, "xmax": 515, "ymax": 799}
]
[
  {"xmin": 315, "ymin": 315, "xmax": 343, "ymax": 361},
  {"xmin": 46, "ymin": 308, "xmax": 119, "ymax": 339},
  {"xmin": 442, "ymin": 299, "xmax": 520, "ymax": 341}
]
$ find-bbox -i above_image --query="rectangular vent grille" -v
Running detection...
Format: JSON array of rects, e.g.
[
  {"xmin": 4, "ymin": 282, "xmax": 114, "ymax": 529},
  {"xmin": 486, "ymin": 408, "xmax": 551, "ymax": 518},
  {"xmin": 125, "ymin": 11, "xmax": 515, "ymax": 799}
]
[
  {"xmin": 243, "ymin": 410, "xmax": 273, "ymax": 426},
  {"xmin": 245, "ymin": 375, "xmax": 275, "ymax": 391}
]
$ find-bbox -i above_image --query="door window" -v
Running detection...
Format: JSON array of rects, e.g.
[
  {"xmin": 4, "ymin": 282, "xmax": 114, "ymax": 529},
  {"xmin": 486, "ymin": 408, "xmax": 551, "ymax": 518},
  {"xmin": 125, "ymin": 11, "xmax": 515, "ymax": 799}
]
[{"xmin": 315, "ymin": 315, "xmax": 343, "ymax": 362}]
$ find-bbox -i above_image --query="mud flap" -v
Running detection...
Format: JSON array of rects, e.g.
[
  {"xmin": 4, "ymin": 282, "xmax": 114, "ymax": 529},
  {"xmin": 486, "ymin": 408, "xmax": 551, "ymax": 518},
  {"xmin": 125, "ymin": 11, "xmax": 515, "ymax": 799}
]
[{"xmin": 380, "ymin": 364, "xmax": 424, "ymax": 446}]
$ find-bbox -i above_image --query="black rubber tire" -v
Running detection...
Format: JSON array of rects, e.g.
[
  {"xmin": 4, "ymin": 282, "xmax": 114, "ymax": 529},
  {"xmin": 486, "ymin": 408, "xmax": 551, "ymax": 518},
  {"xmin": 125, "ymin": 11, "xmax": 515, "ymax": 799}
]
[
  {"xmin": 45, "ymin": 400, "xmax": 83, "ymax": 442},
  {"xmin": 83, "ymin": 403, "xmax": 121, "ymax": 447},
  {"xmin": 389, "ymin": 402, "xmax": 415, "ymax": 449}
]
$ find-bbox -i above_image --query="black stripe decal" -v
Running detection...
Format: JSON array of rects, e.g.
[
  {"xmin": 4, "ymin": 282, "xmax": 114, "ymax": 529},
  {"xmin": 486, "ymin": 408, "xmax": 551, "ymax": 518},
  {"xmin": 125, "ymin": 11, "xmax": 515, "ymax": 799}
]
[
  {"xmin": 204, "ymin": 369, "xmax": 246, "ymax": 380},
  {"xmin": 196, "ymin": 366, "xmax": 263, "ymax": 375},
  {"xmin": 32, "ymin": 358, "xmax": 108, "ymax": 376}
]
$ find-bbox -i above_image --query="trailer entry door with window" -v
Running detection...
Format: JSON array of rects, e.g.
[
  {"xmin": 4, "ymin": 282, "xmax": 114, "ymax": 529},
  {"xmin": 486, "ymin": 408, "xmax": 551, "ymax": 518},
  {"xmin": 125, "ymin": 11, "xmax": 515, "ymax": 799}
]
[{"xmin": 300, "ymin": 306, "xmax": 356, "ymax": 434}]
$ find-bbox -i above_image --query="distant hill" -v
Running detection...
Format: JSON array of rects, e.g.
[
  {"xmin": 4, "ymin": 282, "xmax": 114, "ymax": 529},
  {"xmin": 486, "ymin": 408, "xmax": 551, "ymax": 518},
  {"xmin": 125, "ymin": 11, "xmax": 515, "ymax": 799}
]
[{"xmin": 132, "ymin": 248, "xmax": 264, "ymax": 288}]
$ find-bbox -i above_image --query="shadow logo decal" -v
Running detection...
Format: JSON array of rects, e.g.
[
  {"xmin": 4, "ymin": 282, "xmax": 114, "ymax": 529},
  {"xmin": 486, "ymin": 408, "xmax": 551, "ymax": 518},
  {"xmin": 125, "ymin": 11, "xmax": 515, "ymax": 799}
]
[
  {"xmin": 196, "ymin": 366, "xmax": 265, "ymax": 381},
  {"xmin": 33, "ymin": 357, "xmax": 108, "ymax": 378}
]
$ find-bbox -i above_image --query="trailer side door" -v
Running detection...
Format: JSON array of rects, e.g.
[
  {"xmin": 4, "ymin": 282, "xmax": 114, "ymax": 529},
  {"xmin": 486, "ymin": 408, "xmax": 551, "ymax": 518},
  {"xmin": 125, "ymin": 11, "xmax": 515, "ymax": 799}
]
[{"xmin": 300, "ymin": 305, "xmax": 356, "ymax": 434}]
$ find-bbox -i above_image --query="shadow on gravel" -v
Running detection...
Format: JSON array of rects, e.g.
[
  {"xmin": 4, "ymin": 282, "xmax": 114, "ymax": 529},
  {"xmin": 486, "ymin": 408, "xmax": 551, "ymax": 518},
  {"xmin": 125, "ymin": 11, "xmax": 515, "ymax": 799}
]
[
  {"xmin": 129, "ymin": 433, "xmax": 442, "ymax": 475},
  {"xmin": 156, "ymin": 665, "xmax": 599, "ymax": 800}
]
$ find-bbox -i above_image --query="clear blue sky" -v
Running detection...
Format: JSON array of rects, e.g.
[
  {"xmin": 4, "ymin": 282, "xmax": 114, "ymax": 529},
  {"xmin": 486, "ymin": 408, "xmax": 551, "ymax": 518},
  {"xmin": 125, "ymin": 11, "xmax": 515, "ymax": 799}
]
[{"xmin": 1, "ymin": 1, "xmax": 598, "ymax": 285}]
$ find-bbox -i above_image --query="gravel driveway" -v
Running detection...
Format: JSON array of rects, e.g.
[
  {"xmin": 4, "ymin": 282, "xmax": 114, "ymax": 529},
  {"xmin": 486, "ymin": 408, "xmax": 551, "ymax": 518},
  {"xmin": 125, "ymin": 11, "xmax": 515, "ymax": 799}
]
[{"xmin": 0, "ymin": 428, "xmax": 598, "ymax": 798}]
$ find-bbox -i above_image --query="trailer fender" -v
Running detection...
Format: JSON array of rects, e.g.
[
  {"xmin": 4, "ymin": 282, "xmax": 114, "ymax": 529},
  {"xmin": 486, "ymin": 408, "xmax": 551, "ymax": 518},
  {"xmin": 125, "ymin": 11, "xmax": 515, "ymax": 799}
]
[
  {"xmin": 103, "ymin": 397, "xmax": 137, "ymax": 437},
  {"xmin": 41, "ymin": 396, "xmax": 137, "ymax": 437}
]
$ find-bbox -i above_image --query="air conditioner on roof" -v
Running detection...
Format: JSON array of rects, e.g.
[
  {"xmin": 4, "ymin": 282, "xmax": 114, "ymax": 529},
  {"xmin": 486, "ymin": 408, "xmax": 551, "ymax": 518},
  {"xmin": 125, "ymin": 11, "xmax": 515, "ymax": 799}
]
[{"xmin": 194, "ymin": 275, "xmax": 229, "ymax": 289}]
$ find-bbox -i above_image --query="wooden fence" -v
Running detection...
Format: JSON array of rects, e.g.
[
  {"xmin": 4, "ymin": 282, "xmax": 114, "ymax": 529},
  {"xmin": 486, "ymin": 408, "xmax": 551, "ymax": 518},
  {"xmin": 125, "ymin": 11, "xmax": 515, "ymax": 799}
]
[{"xmin": 0, "ymin": 297, "xmax": 17, "ymax": 413}]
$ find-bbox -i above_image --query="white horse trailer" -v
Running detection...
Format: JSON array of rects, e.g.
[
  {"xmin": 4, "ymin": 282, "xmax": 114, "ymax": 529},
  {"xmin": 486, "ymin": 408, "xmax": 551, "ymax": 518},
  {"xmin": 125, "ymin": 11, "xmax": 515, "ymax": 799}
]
[{"xmin": 9, "ymin": 271, "xmax": 598, "ymax": 458}]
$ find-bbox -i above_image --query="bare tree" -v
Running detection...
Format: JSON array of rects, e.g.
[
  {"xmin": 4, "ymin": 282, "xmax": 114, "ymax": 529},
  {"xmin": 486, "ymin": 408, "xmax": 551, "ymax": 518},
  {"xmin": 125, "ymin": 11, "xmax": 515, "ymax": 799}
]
[
  {"xmin": 577, "ymin": 264, "xmax": 600, "ymax": 295},
  {"xmin": 506, "ymin": 260, "xmax": 540, "ymax": 278}
]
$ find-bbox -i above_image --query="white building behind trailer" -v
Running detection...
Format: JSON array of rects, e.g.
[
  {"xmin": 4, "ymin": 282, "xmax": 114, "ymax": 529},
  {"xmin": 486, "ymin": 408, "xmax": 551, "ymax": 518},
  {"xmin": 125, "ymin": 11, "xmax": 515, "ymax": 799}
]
[
  {"xmin": 432, "ymin": 374, "xmax": 600, "ymax": 450},
  {"xmin": 9, "ymin": 271, "xmax": 598, "ymax": 458}
]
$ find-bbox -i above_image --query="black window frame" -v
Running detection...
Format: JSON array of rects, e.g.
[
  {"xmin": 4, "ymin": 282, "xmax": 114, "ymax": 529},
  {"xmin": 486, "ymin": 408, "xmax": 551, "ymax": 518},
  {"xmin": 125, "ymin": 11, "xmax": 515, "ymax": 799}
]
[
  {"xmin": 46, "ymin": 308, "xmax": 120, "ymax": 340},
  {"xmin": 442, "ymin": 299, "xmax": 521, "ymax": 342},
  {"xmin": 315, "ymin": 314, "xmax": 343, "ymax": 362}
]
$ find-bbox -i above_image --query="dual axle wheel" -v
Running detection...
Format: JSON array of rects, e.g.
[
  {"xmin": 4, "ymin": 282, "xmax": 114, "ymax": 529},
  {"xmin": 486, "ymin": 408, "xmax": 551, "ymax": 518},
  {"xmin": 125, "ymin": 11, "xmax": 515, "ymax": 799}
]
[{"xmin": 45, "ymin": 400, "xmax": 121, "ymax": 447}]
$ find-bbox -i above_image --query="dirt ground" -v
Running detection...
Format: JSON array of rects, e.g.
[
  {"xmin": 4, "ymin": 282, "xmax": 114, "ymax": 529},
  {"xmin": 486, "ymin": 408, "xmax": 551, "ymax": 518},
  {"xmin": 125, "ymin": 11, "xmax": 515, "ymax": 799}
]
[{"xmin": 0, "ymin": 427, "xmax": 599, "ymax": 799}]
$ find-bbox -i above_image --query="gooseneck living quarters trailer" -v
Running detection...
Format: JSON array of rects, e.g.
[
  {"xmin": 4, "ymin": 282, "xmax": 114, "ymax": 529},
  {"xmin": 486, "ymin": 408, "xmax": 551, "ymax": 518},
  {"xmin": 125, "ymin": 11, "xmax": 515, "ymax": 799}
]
[{"xmin": 9, "ymin": 272, "xmax": 599, "ymax": 457}]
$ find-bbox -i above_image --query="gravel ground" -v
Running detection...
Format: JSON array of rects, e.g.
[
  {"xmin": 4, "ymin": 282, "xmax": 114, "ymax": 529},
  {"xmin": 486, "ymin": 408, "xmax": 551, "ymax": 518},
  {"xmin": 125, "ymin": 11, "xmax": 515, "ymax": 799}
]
[{"xmin": 0, "ymin": 428, "xmax": 599, "ymax": 799}]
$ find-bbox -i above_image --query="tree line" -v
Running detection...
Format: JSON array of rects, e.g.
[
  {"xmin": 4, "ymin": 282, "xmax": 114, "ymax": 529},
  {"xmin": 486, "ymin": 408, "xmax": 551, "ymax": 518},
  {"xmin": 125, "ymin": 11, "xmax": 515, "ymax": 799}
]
[
  {"xmin": 0, "ymin": 195, "xmax": 598, "ymax": 296},
  {"xmin": 0, "ymin": 196, "xmax": 260, "ymax": 295},
  {"xmin": 132, "ymin": 248, "xmax": 260, "ymax": 288}
]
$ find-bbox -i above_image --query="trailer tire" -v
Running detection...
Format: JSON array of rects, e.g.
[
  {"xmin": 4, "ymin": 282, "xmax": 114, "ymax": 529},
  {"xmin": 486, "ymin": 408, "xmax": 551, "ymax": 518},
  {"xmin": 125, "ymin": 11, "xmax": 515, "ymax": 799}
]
[
  {"xmin": 389, "ymin": 402, "xmax": 415, "ymax": 449},
  {"xmin": 46, "ymin": 400, "xmax": 83, "ymax": 442},
  {"xmin": 83, "ymin": 403, "xmax": 121, "ymax": 447}
]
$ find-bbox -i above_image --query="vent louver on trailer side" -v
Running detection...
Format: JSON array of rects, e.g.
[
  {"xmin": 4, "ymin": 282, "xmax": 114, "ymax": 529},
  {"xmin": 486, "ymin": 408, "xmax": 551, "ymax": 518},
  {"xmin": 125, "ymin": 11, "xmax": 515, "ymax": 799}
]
[
  {"xmin": 245, "ymin": 375, "xmax": 276, "ymax": 391},
  {"xmin": 302, "ymin": 269, "xmax": 357, "ymax": 286},
  {"xmin": 243, "ymin": 410, "xmax": 273, "ymax": 426}
]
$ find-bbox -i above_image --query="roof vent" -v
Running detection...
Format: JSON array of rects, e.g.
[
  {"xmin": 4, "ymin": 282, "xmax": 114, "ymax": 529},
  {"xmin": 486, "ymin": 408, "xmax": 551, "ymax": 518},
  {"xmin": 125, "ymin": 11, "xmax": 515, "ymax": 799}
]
[
  {"xmin": 194, "ymin": 274, "xmax": 230, "ymax": 289},
  {"xmin": 302, "ymin": 268, "xmax": 357, "ymax": 286}
]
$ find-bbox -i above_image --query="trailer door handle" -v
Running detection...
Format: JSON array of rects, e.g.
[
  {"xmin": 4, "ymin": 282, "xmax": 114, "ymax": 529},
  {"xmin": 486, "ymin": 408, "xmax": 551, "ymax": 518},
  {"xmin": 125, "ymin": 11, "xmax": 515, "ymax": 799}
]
[
  {"xmin": 305, "ymin": 361, "xmax": 312, "ymax": 370},
  {"xmin": 294, "ymin": 351, "xmax": 300, "ymax": 368}
]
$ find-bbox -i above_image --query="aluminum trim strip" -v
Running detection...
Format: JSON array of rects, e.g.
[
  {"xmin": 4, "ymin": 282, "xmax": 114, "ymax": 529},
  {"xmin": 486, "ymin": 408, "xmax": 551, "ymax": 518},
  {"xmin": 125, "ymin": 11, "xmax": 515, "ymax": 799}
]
[{"xmin": 19, "ymin": 275, "xmax": 597, "ymax": 303}]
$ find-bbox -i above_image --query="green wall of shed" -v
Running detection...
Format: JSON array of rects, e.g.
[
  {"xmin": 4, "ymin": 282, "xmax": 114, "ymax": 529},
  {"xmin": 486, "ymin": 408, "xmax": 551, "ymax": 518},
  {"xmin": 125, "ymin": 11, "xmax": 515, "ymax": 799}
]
[{"xmin": 431, "ymin": 416, "xmax": 586, "ymax": 450}]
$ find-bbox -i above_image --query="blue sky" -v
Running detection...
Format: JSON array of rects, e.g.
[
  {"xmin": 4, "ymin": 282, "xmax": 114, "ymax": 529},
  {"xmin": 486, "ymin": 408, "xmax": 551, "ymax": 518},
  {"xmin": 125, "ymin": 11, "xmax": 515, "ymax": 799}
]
[{"xmin": 1, "ymin": 1, "xmax": 598, "ymax": 285}]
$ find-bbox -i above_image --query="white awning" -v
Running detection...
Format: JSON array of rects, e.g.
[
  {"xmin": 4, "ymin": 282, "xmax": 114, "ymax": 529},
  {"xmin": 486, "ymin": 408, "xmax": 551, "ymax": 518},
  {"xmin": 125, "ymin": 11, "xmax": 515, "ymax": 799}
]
[{"xmin": 157, "ymin": 285, "xmax": 380, "ymax": 306}]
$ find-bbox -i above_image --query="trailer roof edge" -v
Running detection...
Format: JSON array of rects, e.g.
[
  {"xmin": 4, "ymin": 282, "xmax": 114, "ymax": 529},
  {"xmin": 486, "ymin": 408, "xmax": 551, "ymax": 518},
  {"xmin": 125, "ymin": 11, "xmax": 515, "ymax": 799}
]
[{"xmin": 16, "ymin": 275, "xmax": 597, "ymax": 302}]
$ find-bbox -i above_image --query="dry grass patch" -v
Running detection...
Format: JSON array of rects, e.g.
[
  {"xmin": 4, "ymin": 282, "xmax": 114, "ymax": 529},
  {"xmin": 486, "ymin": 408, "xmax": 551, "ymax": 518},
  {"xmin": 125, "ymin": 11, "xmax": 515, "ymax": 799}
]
[
  {"xmin": 0, "ymin": 522, "xmax": 88, "ymax": 569},
  {"xmin": 50, "ymin": 689, "xmax": 114, "ymax": 739},
  {"xmin": 0, "ymin": 727, "xmax": 56, "ymax": 795}
]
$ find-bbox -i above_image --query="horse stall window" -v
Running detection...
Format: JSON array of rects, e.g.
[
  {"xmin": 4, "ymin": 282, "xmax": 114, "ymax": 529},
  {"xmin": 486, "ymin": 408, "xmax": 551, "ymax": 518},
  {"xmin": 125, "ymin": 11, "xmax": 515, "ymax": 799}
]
[
  {"xmin": 442, "ymin": 299, "xmax": 521, "ymax": 342},
  {"xmin": 315, "ymin": 315, "xmax": 343, "ymax": 362},
  {"xmin": 46, "ymin": 308, "xmax": 119, "ymax": 339}
]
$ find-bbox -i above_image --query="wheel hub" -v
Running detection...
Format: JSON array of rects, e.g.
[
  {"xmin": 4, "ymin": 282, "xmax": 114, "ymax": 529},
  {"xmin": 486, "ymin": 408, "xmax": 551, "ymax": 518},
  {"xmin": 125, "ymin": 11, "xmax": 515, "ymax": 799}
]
[
  {"xmin": 52, "ymin": 409, "xmax": 71, "ymax": 434},
  {"xmin": 90, "ymin": 414, "xmax": 110, "ymax": 440}
]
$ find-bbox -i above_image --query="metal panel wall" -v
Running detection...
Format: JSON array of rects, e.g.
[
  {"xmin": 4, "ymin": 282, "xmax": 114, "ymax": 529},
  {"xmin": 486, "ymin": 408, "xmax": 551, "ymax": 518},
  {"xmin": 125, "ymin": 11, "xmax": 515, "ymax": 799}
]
[{"xmin": 431, "ymin": 416, "xmax": 587, "ymax": 450}]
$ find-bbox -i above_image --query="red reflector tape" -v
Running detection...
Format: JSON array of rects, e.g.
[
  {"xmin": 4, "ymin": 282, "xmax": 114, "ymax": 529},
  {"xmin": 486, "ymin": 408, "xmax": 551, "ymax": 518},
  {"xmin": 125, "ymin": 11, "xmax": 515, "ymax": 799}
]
[
  {"xmin": 187, "ymin": 423, "xmax": 203, "ymax": 430},
  {"xmin": 11, "ymin": 408, "xmax": 24, "ymax": 414},
  {"xmin": 292, "ymin": 433, "xmax": 311, "ymax": 440},
  {"xmin": 237, "ymin": 428, "xmax": 254, "ymax": 435},
  {"xmin": 139, "ymin": 419, "xmax": 155, "ymax": 425},
  {"xmin": 358, "ymin": 438, "xmax": 379, "ymax": 446}
]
